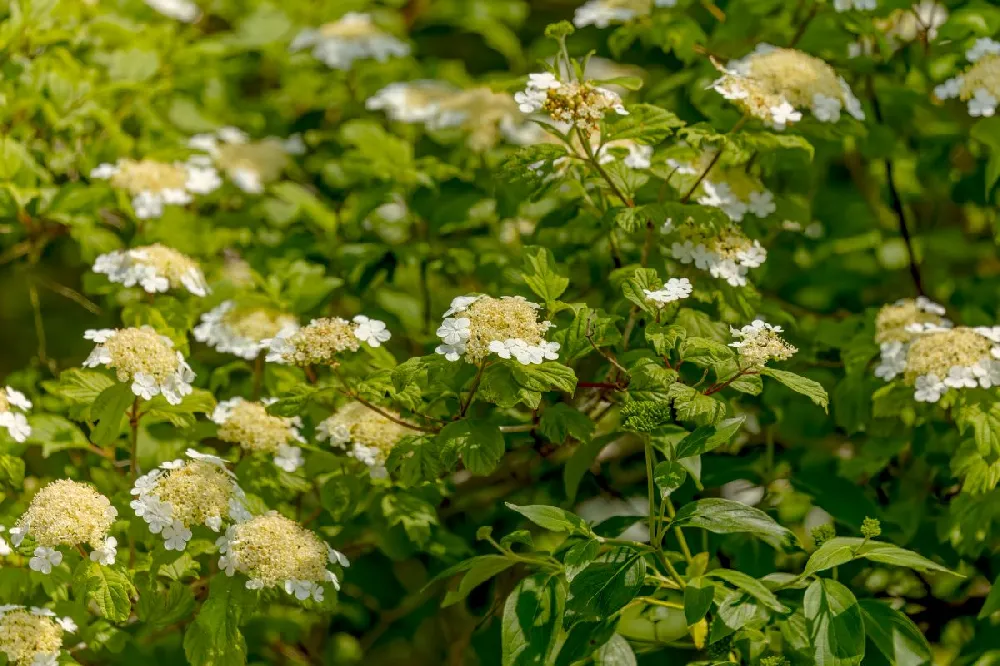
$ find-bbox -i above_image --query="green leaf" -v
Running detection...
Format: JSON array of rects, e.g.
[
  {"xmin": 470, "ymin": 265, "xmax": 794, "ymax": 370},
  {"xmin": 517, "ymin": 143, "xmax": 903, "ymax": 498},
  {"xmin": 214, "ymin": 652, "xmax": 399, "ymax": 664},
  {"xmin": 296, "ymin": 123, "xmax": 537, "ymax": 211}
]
[
  {"xmin": 513, "ymin": 362, "xmax": 577, "ymax": 394},
  {"xmin": 0, "ymin": 455, "xmax": 25, "ymax": 488},
  {"xmin": 684, "ymin": 577, "xmax": 715, "ymax": 626},
  {"xmin": 674, "ymin": 416, "xmax": 745, "ymax": 460},
  {"xmin": 479, "ymin": 363, "xmax": 542, "ymax": 409},
  {"xmin": 671, "ymin": 499, "xmax": 796, "ymax": 548},
  {"xmin": 136, "ymin": 580, "xmax": 196, "ymax": 629},
  {"xmin": 92, "ymin": 382, "xmax": 134, "ymax": 446},
  {"xmin": 653, "ymin": 461, "xmax": 687, "ymax": 498},
  {"xmin": 602, "ymin": 104, "xmax": 684, "ymax": 144},
  {"xmin": 803, "ymin": 537, "xmax": 957, "ymax": 577},
  {"xmin": 594, "ymin": 634, "xmax": 638, "ymax": 666},
  {"xmin": 438, "ymin": 420, "xmax": 506, "ymax": 475},
  {"xmin": 506, "ymin": 503, "xmax": 592, "ymax": 536},
  {"xmin": 554, "ymin": 618, "xmax": 618, "ymax": 666},
  {"xmin": 502, "ymin": 574, "xmax": 566, "ymax": 666},
  {"xmin": 551, "ymin": 307, "xmax": 622, "ymax": 362},
  {"xmin": 668, "ymin": 383, "xmax": 726, "ymax": 427},
  {"xmin": 705, "ymin": 569, "xmax": 788, "ymax": 613},
  {"xmin": 568, "ymin": 547, "xmax": 645, "ymax": 617},
  {"xmin": 26, "ymin": 414, "xmax": 91, "ymax": 457},
  {"xmin": 183, "ymin": 576, "xmax": 257, "ymax": 666},
  {"xmin": 761, "ymin": 368, "xmax": 829, "ymax": 412},
  {"xmin": 679, "ymin": 337, "xmax": 736, "ymax": 368},
  {"xmin": 76, "ymin": 561, "xmax": 135, "ymax": 623},
  {"xmin": 621, "ymin": 267, "xmax": 661, "ymax": 314},
  {"xmin": 859, "ymin": 599, "xmax": 932, "ymax": 666},
  {"xmin": 45, "ymin": 368, "xmax": 115, "ymax": 407},
  {"xmin": 522, "ymin": 247, "xmax": 569, "ymax": 308},
  {"xmin": 442, "ymin": 555, "xmax": 517, "ymax": 607},
  {"xmin": 539, "ymin": 403, "xmax": 595, "ymax": 444},
  {"xmin": 981, "ymin": 573, "xmax": 1000, "ymax": 619},
  {"xmin": 646, "ymin": 323, "xmax": 686, "ymax": 356},
  {"xmin": 803, "ymin": 578, "xmax": 865, "ymax": 666}
]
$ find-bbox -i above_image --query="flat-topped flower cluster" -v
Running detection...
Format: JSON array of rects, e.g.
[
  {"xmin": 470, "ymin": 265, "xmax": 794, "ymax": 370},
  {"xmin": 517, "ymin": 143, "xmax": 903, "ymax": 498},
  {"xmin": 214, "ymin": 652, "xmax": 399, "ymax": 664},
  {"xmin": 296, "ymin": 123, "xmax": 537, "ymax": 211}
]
[
  {"xmin": 435, "ymin": 295, "xmax": 560, "ymax": 365},
  {"xmin": 873, "ymin": 298, "xmax": 1000, "ymax": 403},
  {"xmin": 711, "ymin": 45, "xmax": 865, "ymax": 130},
  {"xmin": 84, "ymin": 327, "xmax": 195, "ymax": 404}
]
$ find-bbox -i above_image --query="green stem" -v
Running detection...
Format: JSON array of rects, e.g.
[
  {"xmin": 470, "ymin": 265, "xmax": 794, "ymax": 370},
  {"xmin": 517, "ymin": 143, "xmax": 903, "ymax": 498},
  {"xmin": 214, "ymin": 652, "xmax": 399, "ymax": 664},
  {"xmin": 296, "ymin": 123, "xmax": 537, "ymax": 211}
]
[
  {"xmin": 645, "ymin": 441, "xmax": 658, "ymax": 541},
  {"xmin": 459, "ymin": 363, "xmax": 487, "ymax": 418}
]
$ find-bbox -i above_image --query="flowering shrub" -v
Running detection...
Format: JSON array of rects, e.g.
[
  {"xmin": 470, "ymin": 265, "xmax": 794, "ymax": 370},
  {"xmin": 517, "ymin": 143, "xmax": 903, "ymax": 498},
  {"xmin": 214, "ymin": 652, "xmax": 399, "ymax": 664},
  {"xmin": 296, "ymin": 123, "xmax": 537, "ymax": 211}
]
[{"xmin": 2, "ymin": 0, "xmax": 1000, "ymax": 664}]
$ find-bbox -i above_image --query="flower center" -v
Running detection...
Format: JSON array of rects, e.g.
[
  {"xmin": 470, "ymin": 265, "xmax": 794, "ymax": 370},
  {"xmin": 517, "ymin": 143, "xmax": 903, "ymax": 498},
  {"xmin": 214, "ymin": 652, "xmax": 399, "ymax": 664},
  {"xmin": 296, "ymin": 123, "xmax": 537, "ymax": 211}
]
[
  {"xmin": 111, "ymin": 159, "xmax": 187, "ymax": 194},
  {"xmin": 223, "ymin": 307, "xmax": 296, "ymax": 342},
  {"xmin": 745, "ymin": 48, "xmax": 844, "ymax": 107},
  {"xmin": 218, "ymin": 401, "xmax": 295, "ymax": 453},
  {"xmin": 104, "ymin": 328, "xmax": 179, "ymax": 383},
  {"xmin": 961, "ymin": 54, "xmax": 1000, "ymax": 99},
  {"xmin": 216, "ymin": 141, "xmax": 289, "ymax": 182},
  {"xmin": 904, "ymin": 328, "xmax": 993, "ymax": 382},
  {"xmin": 464, "ymin": 296, "xmax": 547, "ymax": 364},
  {"xmin": 230, "ymin": 514, "xmax": 328, "ymax": 586},
  {"xmin": 0, "ymin": 611, "xmax": 62, "ymax": 666},
  {"xmin": 151, "ymin": 461, "xmax": 235, "ymax": 527}
]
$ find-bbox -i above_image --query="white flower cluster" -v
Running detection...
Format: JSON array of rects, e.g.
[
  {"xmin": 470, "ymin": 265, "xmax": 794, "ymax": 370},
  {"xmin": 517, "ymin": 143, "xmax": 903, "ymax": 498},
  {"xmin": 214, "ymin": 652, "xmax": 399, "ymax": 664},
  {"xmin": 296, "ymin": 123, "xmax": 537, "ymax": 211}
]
[
  {"xmin": 144, "ymin": 0, "xmax": 199, "ymax": 22},
  {"xmin": 366, "ymin": 82, "xmax": 543, "ymax": 149},
  {"xmin": 698, "ymin": 181, "xmax": 776, "ymax": 222},
  {"xmin": 573, "ymin": 0, "xmax": 677, "ymax": 28},
  {"xmin": 291, "ymin": 13, "xmax": 410, "ymax": 70},
  {"xmin": 0, "ymin": 387, "xmax": 31, "ymax": 443},
  {"xmin": 0, "ymin": 605, "xmax": 74, "ymax": 666},
  {"xmin": 83, "ymin": 328, "xmax": 195, "ymax": 404},
  {"xmin": 873, "ymin": 296, "xmax": 950, "ymax": 383},
  {"xmin": 210, "ymin": 398, "xmax": 305, "ymax": 472},
  {"xmin": 711, "ymin": 45, "xmax": 865, "ymax": 130},
  {"xmin": 188, "ymin": 127, "xmax": 304, "ymax": 194},
  {"xmin": 216, "ymin": 514, "xmax": 350, "ymax": 602},
  {"xmin": 514, "ymin": 72, "xmax": 628, "ymax": 131},
  {"xmin": 663, "ymin": 220, "xmax": 768, "ymax": 287},
  {"xmin": 935, "ymin": 38, "xmax": 1000, "ymax": 118},
  {"xmin": 263, "ymin": 315, "xmax": 391, "ymax": 364},
  {"xmin": 643, "ymin": 277, "xmax": 693, "ymax": 307},
  {"xmin": 833, "ymin": 0, "xmax": 876, "ymax": 11},
  {"xmin": 130, "ymin": 450, "xmax": 251, "ymax": 552},
  {"xmin": 90, "ymin": 157, "xmax": 221, "ymax": 219},
  {"xmin": 194, "ymin": 301, "xmax": 299, "ymax": 360},
  {"xmin": 435, "ymin": 295, "xmax": 560, "ymax": 365},
  {"xmin": 729, "ymin": 319, "xmax": 798, "ymax": 368},
  {"xmin": 93, "ymin": 245, "xmax": 209, "ymax": 297},
  {"xmin": 873, "ymin": 298, "xmax": 1000, "ymax": 403},
  {"xmin": 598, "ymin": 141, "xmax": 654, "ymax": 170}
]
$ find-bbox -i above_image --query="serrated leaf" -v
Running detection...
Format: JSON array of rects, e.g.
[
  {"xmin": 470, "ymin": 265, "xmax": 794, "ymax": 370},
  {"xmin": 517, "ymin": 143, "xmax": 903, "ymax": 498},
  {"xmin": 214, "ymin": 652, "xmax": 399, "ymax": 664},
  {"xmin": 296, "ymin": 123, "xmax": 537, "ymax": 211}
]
[
  {"xmin": 602, "ymin": 103, "xmax": 684, "ymax": 144},
  {"xmin": 77, "ymin": 561, "xmax": 134, "ymax": 623},
  {"xmin": 438, "ymin": 420, "xmax": 505, "ymax": 475},
  {"xmin": 653, "ymin": 461, "xmax": 686, "ymax": 498},
  {"xmin": 761, "ymin": 368, "xmax": 829, "ymax": 412},
  {"xmin": 513, "ymin": 362, "xmax": 577, "ymax": 394},
  {"xmin": 522, "ymin": 246, "xmax": 569, "ymax": 308}
]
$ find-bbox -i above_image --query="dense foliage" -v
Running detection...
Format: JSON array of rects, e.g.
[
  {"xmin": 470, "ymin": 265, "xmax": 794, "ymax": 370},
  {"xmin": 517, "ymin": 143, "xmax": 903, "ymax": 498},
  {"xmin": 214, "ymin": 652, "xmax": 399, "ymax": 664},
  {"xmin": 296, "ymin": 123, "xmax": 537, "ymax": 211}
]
[{"xmin": 1, "ymin": 0, "xmax": 1000, "ymax": 664}]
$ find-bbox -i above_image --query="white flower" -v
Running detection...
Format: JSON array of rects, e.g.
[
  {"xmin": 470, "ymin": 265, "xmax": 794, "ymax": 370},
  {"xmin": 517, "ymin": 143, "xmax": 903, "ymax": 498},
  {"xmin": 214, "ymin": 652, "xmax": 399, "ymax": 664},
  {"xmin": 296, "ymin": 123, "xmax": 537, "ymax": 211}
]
[
  {"xmin": 29, "ymin": 547, "xmax": 63, "ymax": 574},
  {"xmin": 967, "ymin": 38, "xmax": 1000, "ymax": 63},
  {"xmin": 969, "ymin": 89, "xmax": 997, "ymax": 118},
  {"xmin": 874, "ymin": 341, "xmax": 907, "ymax": 381},
  {"xmin": 747, "ymin": 190, "xmax": 776, "ymax": 218},
  {"xmin": 573, "ymin": 0, "xmax": 640, "ymax": 28},
  {"xmin": 436, "ymin": 318, "xmax": 471, "ymax": 345},
  {"xmin": 934, "ymin": 77, "xmax": 963, "ymax": 100},
  {"xmin": 283, "ymin": 579, "xmax": 316, "ymax": 601},
  {"xmin": 944, "ymin": 366, "xmax": 978, "ymax": 389},
  {"xmin": 435, "ymin": 342, "xmax": 466, "ymax": 362},
  {"xmin": 443, "ymin": 295, "xmax": 481, "ymax": 317},
  {"xmin": 30, "ymin": 654, "xmax": 59, "ymax": 666},
  {"xmin": 162, "ymin": 520, "xmax": 193, "ymax": 551},
  {"xmin": 144, "ymin": 0, "xmax": 199, "ymax": 22},
  {"xmin": 4, "ymin": 388, "xmax": 31, "ymax": 411},
  {"xmin": 274, "ymin": 444, "xmax": 304, "ymax": 473},
  {"xmin": 0, "ymin": 411, "xmax": 31, "ymax": 443},
  {"xmin": 914, "ymin": 373, "xmax": 947, "ymax": 403},
  {"xmin": 643, "ymin": 278, "xmax": 693, "ymax": 307},
  {"xmin": 291, "ymin": 13, "xmax": 410, "ymax": 70},
  {"xmin": 56, "ymin": 616, "xmax": 78, "ymax": 632},
  {"xmin": 770, "ymin": 102, "xmax": 802, "ymax": 130},
  {"xmin": 90, "ymin": 537, "xmax": 118, "ymax": 566},
  {"xmin": 811, "ymin": 93, "xmax": 842, "ymax": 122},
  {"xmin": 352, "ymin": 315, "xmax": 391, "ymax": 347}
]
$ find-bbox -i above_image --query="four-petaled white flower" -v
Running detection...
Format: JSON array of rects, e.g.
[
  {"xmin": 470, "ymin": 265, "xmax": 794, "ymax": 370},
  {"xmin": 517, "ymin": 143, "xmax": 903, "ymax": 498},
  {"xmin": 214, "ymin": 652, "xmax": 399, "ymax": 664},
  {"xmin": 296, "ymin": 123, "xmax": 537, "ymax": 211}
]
[
  {"xmin": 90, "ymin": 536, "xmax": 118, "ymax": 566},
  {"xmin": 162, "ymin": 520, "xmax": 193, "ymax": 551},
  {"xmin": 914, "ymin": 373, "xmax": 947, "ymax": 403},
  {"xmin": 275, "ymin": 444, "xmax": 304, "ymax": 472},
  {"xmin": 353, "ymin": 315, "xmax": 392, "ymax": 347},
  {"xmin": 969, "ymin": 89, "xmax": 997, "ymax": 118},
  {"xmin": 29, "ymin": 546, "xmax": 63, "ymax": 574}
]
